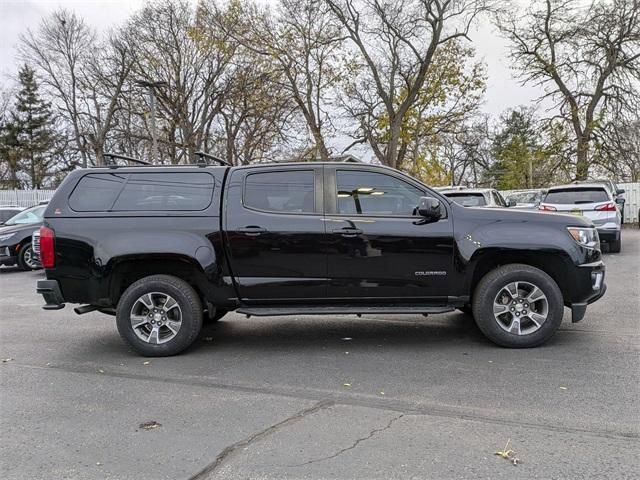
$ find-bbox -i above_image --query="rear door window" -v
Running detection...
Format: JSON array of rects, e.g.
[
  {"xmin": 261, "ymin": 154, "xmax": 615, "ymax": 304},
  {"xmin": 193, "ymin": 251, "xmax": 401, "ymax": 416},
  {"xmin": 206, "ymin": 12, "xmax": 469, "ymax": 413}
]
[
  {"xmin": 244, "ymin": 170, "xmax": 315, "ymax": 213},
  {"xmin": 544, "ymin": 188, "xmax": 609, "ymax": 204}
]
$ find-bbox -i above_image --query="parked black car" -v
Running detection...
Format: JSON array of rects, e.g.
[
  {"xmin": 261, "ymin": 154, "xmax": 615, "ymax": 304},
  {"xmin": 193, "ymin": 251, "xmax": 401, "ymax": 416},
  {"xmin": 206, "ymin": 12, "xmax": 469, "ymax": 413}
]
[
  {"xmin": 0, "ymin": 204, "xmax": 46, "ymax": 270},
  {"xmin": 36, "ymin": 162, "xmax": 606, "ymax": 356}
]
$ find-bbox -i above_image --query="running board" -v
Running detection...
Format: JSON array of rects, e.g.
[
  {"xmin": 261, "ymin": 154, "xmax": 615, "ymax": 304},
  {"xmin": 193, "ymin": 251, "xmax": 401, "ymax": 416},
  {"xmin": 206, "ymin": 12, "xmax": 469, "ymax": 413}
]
[{"xmin": 236, "ymin": 305, "xmax": 455, "ymax": 317}]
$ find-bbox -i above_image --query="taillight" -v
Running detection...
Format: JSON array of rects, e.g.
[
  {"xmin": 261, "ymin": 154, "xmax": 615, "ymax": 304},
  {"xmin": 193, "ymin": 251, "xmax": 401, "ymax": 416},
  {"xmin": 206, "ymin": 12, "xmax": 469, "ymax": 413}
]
[
  {"xmin": 539, "ymin": 204, "xmax": 556, "ymax": 211},
  {"xmin": 39, "ymin": 226, "xmax": 55, "ymax": 268},
  {"xmin": 594, "ymin": 202, "xmax": 616, "ymax": 212}
]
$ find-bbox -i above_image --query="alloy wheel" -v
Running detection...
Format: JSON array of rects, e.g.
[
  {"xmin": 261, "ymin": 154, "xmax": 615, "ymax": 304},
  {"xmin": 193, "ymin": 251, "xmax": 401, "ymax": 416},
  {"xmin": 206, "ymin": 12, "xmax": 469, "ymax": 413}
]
[
  {"xmin": 492, "ymin": 281, "xmax": 549, "ymax": 335},
  {"xmin": 130, "ymin": 292, "xmax": 183, "ymax": 344}
]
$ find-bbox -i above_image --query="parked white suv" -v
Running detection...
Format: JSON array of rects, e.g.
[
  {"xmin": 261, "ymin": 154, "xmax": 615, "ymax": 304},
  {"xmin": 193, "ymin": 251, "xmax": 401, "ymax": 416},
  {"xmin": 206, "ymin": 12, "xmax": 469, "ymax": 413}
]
[{"xmin": 539, "ymin": 184, "xmax": 622, "ymax": 252}]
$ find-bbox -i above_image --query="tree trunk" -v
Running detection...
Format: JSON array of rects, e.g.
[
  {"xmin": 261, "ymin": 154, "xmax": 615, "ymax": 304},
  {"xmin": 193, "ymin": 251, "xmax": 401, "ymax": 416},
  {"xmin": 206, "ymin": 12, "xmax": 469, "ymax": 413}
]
[
  {"xmin": 575, "ymin": 138, "xmax": 589, "ymax": 180},
  {"xmin": 384, "ymin": 117, "xmax": 403, "ymax": 169},
  {"xmin": 308, "ymin": 124, "xmax": 329, "ymax": 161}
]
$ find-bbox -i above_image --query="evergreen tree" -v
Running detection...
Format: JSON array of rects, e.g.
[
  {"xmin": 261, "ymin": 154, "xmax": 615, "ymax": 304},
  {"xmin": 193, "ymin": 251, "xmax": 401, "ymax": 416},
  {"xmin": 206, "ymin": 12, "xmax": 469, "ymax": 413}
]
[{"xmin": 11, "ymin": 64, "xmax": 58, "ymax": 188}]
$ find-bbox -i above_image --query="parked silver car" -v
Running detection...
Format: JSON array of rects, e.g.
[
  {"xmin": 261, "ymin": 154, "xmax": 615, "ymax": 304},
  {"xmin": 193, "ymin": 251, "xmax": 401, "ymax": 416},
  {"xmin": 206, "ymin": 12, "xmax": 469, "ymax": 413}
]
[
  {"xmin": 539, "ymin": 183, "xmax": 622, "ymax": 252},
  {"xmin": 440, "ymin": 188, "xmax": 509, "ymax": 208}
]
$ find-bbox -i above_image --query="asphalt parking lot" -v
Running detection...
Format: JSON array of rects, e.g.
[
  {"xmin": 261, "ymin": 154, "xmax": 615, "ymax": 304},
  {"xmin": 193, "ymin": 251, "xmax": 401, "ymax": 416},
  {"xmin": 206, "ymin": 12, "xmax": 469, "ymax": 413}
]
[{"xmin": 1, "ymin": 230, "xmax": 639, "ymax": 480}]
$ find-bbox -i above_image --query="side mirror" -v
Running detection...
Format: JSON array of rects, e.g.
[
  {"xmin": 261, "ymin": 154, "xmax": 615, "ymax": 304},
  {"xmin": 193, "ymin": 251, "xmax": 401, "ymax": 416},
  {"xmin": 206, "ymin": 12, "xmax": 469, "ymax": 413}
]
[
  {"xmin": 507, "ymin": 198, "xmax": 517, "ymax": 207},
  {"xmin": 417, "ymin": 196, "xmax": 441, "ymax": 221},
  {"xmin": 616, "ymin": 188, "xmax": 625, "ymax": 195}
]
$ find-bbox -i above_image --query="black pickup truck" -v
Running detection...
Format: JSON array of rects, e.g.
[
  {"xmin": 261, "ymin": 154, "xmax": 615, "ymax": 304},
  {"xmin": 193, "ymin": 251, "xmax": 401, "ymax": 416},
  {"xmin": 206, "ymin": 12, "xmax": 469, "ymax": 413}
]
[{"xmin": 36, "ymin": 162, "xmax": 606, "ymax": 356}]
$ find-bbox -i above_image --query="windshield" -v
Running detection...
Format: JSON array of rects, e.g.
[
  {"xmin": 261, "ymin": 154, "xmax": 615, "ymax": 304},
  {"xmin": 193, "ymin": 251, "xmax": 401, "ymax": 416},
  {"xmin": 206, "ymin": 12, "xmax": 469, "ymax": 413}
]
[
  {"xmin": 544, "ymin": 188, "xmax": 609, "ymax": 205},
  {"xmin": 443, "ymin": 192, "xmax": 487, "ymax": 207},
  {"xmin": 507, "ymin": 191, "xmax": 542, "ymax": 204},
  {"xmin": 4, "ymin": 205, "xmax": 46, "ymax": 225}
]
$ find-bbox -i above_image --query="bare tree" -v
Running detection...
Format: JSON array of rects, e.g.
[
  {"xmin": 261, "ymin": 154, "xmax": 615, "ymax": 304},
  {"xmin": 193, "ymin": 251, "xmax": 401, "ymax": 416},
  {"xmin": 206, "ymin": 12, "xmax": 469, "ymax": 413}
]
[
  {"xmin": 210, "ymin": 0, "xmax": 343, "ymax": 160},
  {"xmin": 20, "ymin": 9, "xmax": 95, "ymax": 167},
  {"xmin": 498, "ymin": 0, "xmax": 640, "ymax": 180},
  {"xmin": 19, "ymin": 10, "xmax": 133, "ymax": 167},
  {"xmin": 123, "ymin": 0, "xmax": 235, "ymax": 163},
  {"xmin": 326, "ymin": 0, "xmax": 489, "ymax": 168},
  {"xmin": 217, "ymin": 54, "xmax": 298, "ymax": 165}
]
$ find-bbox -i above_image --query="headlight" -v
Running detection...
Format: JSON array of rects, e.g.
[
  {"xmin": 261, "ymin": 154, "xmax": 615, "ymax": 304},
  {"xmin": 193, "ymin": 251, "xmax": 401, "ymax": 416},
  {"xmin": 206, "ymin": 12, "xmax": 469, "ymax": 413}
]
[
  {"xmin": 0, "ymin": 233, "xmax": 16, "ymax": 242},
  {"xmin": 567, "ymin": 227, "xmax": 599, "ymax": 249}
]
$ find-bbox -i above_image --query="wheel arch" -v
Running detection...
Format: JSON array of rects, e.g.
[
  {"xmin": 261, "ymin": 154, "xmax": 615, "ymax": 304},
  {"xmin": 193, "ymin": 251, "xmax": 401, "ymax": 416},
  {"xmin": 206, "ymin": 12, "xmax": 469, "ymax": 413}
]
[
  {"xmin": 107, "ymin": 254, "xmax": 213, "ymax": 307},
  {"xmin": 467, "ymin": 249, "xmax": 571, "ymax": 305}
]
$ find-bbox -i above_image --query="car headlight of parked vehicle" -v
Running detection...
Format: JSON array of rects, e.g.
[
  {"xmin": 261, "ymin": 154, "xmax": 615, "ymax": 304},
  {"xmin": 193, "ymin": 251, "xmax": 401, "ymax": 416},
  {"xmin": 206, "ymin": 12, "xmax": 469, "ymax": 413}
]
[
  {"xmin": 567, "ymin": 227, "xmax": 599, "ymax": 249},
  {"xmin": 0, "ymin": 232, "xmax": 16, "ymax": 243}
]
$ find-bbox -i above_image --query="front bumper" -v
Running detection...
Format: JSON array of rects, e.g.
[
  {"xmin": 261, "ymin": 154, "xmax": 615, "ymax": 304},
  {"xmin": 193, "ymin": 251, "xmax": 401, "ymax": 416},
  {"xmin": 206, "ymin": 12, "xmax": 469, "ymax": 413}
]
[
  {"xmin": 36, "ymin": 280, "xmax": 66, "ymax": 310},
  {"xmin": 569, "ymin": 260, "xmax": 606, "ymax": 322},
  {"xmin": 0, "ymin": 245, "xmax": 17, "ymax": 266}
]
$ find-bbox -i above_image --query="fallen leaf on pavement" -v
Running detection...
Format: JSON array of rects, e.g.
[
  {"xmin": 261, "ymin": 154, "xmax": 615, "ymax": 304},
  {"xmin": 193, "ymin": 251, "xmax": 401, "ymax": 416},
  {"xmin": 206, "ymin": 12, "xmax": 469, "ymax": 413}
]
[
  {"xmin": 494, "ymin": 439, "xmax": 521, "ymax": 466},
  {"xmin": 2, "ymin": 358, "xmax": 14, "ymax": 363},
  {"xmin": 143, "ymin": 361, "xmax": 150, "ymax": 365},
  {"xmin": 560, "ymin": 386, "xmax": 568, "ymax": 390},
  {"xmin": 139, "ymin": 421, "xmax": 162, "ymax": 430},
  {"xmin": 343, "ymin": 383, "xmax": 351, "ymax": 387},
  {"xmin": 98, "ymin": 369, "xmax": 105, "ymax": 374},
  {"xmin": 341, "ymin": 337, "xmax": 352, "ymax": 341}
]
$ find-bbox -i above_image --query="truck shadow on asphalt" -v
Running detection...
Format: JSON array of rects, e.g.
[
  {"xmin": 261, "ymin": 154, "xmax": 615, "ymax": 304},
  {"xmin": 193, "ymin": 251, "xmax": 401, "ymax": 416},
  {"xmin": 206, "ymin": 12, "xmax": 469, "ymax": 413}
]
[{"xmin": 73, "ymin": 311, "xmax": 571, "ymax": 360}]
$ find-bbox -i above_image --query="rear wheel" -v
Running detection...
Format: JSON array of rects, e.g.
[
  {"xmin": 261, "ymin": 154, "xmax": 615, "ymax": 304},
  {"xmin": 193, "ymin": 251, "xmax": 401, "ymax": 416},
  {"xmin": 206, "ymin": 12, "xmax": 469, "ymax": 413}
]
[
  {"xmin": 116, "ymin": 275, "xmax": 203, "ymax": 356},
  {"xmin": 472, "ymin": 264, "xmax": 564, "ymax": 348}
]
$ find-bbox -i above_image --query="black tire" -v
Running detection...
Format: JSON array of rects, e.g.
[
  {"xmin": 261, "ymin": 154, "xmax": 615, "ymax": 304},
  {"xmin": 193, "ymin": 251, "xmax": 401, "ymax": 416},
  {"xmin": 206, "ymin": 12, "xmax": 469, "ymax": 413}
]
[
  {"xmin": 116, "ymin": 275, "xmax": 203, "ymax": 357},
  {"xmin": 17, "ymin": 243, "xmax": 37, "ymax": 271},
  {"xmin": 472, "ymin": 264, "xmax": 564, "ymax": 348},
  {"xmin": 609, "ymin": 237, "xmax": 621, "ymax": 253}
]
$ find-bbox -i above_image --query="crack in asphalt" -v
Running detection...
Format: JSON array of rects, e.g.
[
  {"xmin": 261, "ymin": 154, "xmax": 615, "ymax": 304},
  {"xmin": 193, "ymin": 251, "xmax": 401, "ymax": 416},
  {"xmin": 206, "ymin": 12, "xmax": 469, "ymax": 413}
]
[
  {"xmin": 7, "ymin": 362, "xmax": 640, "ymax": 441},
  {"xmin": 188, "ymin": 399, "xmax": 334, "ymax": 480},
  {"xmin": 285, "ymin": 414, "xmax": 404, "ymax": 468}
]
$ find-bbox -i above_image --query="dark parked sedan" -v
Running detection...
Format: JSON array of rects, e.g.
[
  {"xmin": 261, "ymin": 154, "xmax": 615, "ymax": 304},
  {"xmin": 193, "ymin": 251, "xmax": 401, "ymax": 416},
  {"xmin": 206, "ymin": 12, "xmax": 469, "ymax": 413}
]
[{"xmin": 0, "ymin": 204, "xmax": 46, "ymax": 270}]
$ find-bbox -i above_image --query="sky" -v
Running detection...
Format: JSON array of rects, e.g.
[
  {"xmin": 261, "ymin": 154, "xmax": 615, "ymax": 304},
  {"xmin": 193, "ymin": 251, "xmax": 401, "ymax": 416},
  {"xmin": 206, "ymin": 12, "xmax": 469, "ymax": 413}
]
[{"xmin": 0, "ymin": 0, "xmax": 542, "ymax": 118}]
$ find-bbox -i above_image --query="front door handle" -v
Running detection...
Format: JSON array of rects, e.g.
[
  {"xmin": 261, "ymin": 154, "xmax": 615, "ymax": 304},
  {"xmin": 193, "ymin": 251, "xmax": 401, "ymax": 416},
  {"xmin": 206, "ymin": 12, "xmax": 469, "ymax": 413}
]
[
  {"xmin": 237, "ymin": 226, "xmax": 267, "ymax": 236},
  {"xmin": 332, "ymin": 228, "xmax": 363, "ymax": 237}
]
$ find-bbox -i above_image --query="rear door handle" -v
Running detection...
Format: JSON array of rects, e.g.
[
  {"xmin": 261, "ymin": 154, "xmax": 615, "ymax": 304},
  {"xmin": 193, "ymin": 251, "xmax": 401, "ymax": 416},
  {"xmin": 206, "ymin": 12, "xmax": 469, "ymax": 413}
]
[
  {"xmin": 237, "ymin": 226, "xmax": 267, "ymax": 236},
  {"xmin": 332, "ymin": 228, "xmax": 362, "ymax": 237}
]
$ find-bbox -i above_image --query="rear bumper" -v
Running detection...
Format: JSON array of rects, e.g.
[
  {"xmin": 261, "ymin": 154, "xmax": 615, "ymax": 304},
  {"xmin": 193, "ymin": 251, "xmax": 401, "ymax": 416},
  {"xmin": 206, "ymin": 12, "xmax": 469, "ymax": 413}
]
[
  {"xmin": 596, "ymin": 228, "xmax": 620, "ymax": 243},
  {"xmin": 36, "ymin": 279, "xmax": 66, "ymax": 310},
  {"xmin": 569, "ymin": 260, "xmax": 606, "ymax": 322}
]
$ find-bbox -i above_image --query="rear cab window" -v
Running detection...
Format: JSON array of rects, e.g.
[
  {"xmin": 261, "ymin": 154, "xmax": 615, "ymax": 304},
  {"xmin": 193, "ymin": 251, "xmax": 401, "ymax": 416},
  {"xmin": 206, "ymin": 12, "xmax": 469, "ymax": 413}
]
[
  {"xmin": 544, "ymin": 188, "xmax": 609, "ymax": 205},
  {"xmin": 69, "ymin": 172, "xmax": 214, "ymax": 212}
]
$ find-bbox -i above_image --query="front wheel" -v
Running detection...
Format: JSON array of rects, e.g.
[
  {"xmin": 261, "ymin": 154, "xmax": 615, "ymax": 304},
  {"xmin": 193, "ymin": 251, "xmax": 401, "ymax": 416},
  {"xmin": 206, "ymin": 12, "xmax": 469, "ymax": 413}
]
[
  {"xmin": 18, "ymin": 244, "xmax": 39, "ymax": 271},
  {"xmin": 116, "ymin": 275, "xmax": 203, "ymax": 356},
  {"xmin": 472, "ymin": 264, "xmax": 564, "ymax": 348}
]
